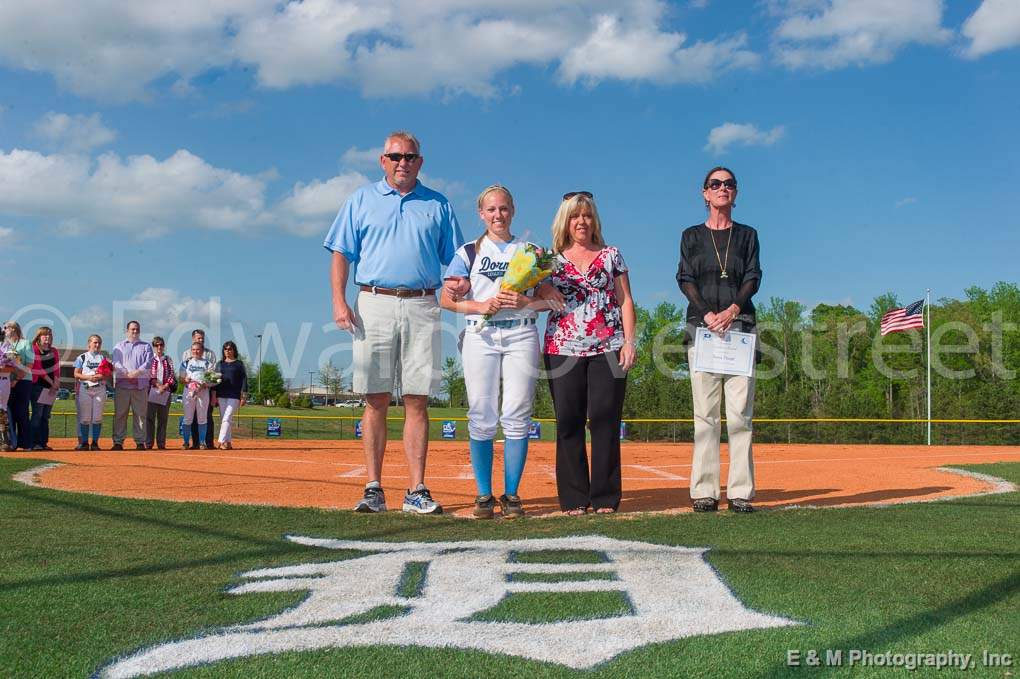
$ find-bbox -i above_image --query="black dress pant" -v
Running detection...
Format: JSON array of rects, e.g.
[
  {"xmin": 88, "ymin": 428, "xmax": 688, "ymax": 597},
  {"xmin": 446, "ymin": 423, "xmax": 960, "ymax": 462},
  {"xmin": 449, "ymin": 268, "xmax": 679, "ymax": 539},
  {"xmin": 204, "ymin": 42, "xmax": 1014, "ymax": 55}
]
[
  {"xmin": 545, "ymin": 351, "xmax": 627, "ymax": 511},
  {"xmin": 8, "ymin": 380, "xmax": 32, "ymax": 450},
  {"xmin": 190, "ymin": 400, "xmax": 215, "ymax": 447}
]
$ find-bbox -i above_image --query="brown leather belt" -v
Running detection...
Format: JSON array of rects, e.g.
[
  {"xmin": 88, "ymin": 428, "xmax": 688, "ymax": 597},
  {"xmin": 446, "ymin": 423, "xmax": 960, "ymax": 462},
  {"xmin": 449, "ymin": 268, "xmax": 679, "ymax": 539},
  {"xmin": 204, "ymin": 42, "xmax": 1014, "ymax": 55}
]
[{"xmin": 359, "ymin": 285, "xmax": 435, "ymax": 298}]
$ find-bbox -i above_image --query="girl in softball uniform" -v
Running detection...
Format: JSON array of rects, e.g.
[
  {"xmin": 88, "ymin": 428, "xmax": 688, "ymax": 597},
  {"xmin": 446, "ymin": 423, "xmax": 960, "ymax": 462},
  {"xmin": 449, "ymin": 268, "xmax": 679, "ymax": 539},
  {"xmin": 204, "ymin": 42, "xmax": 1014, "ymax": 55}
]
[
  {"xmin": 73, "ymin": 335, "xmax": 108, "ymax": 450},
  {"xmin": 439, "ymin": 184, "xmax": 558, "ymax": 519},
  {"xmin": 180, "ymin": 341, "xmax": 215, "ymax": 450}
]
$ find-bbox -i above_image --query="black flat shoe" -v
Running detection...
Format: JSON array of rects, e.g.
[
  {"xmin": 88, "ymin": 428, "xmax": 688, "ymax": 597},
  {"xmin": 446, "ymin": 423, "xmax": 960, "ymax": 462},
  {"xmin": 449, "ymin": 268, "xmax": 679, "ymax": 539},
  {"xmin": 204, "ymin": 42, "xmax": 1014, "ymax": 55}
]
[
  {"xmin": 728, "ymin": 498, "xmax": 755, "ymax": 513},
  {"xmin": 692, "ymin": 497, "xmax": 719, "ymax": 512}
]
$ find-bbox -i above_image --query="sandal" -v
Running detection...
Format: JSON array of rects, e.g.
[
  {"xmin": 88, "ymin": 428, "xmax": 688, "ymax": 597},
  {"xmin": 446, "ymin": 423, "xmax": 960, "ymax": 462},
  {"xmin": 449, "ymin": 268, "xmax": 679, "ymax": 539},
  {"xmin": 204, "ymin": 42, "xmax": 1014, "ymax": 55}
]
[
  {"xmin": 594, "ymin": 507, "xmax": 616, "ymax": 514},
  {"xmin": 565, "ymin": 507, "xmax": 587, "ymax": 517}
]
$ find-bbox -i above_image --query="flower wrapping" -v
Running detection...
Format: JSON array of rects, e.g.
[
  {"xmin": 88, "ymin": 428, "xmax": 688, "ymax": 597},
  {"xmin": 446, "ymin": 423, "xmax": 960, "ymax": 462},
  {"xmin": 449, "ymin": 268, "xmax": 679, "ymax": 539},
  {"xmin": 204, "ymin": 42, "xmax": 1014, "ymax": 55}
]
[
  {"xmin": 202, "ymin": 370, "xmax": 222, "ymax": 385},
  {"xmin": 95, "ymin": 358, "xmax": 114, "ymax": 378},
  {"xmin": 0, "ymin": 345, "xmax": 15, "ymax": 369},
  {"xmin": 473, "ymin": 244, "xmax": 558, "ymax": 331}
]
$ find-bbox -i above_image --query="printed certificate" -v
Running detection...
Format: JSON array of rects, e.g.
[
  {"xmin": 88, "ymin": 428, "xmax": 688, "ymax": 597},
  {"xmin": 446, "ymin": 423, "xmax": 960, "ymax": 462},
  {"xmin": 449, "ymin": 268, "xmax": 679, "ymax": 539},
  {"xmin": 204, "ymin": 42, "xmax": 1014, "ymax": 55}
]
[
  {"xmin": 148, "ymin": 387, "xmax": 171, "ymax": 406},
  {"xmin": 692, "ymin": 329, "xmax": 755, "ymax": 377}
]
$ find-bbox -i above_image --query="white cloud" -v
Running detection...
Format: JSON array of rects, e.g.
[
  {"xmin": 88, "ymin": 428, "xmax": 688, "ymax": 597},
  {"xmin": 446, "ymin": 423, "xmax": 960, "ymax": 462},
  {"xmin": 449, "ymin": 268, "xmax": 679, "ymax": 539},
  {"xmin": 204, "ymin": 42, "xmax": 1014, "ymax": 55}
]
[
  {"xmin": 0, "ymin": 226, "xmax": 15, "ymax": 242},
  {"xmin": 33, "ymin": 112, "xmax": 117, "ymax": 152},
  {"xmin": 895, "ymin": 196, "xmax": 917, "ymax": 208},
  {"xmin": 961, "ymin": 0, "xmax": 1020, "ymax": 58},
  {"xmin": 0, "ymin": 1, "xmax": 276, "ymax": 102},
  {"xmin": 0, "ymin": 0, "xmax": 759, "ymax": 101},
  {"xmin": 0, "ymin": 147, "xmax": 267, "ymax": 238},
  {"xmin": 771, "ymin": 0, "xmax": 951, "ymax": 69},
  {"xmin": 339, "ymin": 146, "xmax": 382, "ymax": 170},
  {"xmin": 560, "ymin": 16, "xmax": 757, "ymax": 84},
  {"xmin": 69, "ymin": 288, "xmax": 232, "ymax": 350},
  {"xmin": 704, "ymin": 122, "xmax": 785, "ymax": 154},
  {"xmin": 273, "ymin": 172, "xmax": 369, "ymax": 236}
]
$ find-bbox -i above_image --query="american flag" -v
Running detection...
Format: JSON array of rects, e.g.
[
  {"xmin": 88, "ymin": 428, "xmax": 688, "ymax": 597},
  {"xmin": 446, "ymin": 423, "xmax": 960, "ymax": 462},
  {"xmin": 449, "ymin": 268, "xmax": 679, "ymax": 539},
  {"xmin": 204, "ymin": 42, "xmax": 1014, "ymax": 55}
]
[{"xmin": 880, "ymin": 299, "xmax": 925, "ymax": 336}]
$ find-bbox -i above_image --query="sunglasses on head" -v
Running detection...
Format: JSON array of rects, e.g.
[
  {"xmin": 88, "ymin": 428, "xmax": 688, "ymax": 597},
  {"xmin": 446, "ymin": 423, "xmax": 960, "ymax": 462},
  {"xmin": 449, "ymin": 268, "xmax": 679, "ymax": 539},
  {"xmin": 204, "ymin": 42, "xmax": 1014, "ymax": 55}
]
[
  {"xmin": 383, "ymin": 152, "xmax": 420, "ymax": 162},
  {"xmin": 562, "ymin": 191, "xmax": 593, "ymax": 201},
  {"xmin": 706, "ymin": 179, "xmax": 737, "ymax": 190}
]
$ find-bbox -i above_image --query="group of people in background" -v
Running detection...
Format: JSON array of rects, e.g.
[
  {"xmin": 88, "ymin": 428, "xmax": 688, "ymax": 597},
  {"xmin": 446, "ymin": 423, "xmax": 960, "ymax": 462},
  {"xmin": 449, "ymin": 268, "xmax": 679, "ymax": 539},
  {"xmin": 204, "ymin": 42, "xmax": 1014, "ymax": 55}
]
[
  {"xmin": 328, "ymin": 130, "xmax": 761, "ymax": 518},
  {"xmin": 0, "ymin": 322, "xmax": 248, "ymax": 453}
]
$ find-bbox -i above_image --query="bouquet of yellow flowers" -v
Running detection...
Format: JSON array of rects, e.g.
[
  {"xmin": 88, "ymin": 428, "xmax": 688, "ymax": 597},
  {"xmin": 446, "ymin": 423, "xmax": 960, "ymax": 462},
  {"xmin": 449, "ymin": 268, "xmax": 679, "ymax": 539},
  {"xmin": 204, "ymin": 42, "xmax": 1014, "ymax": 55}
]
[{"xmin": 474, "ymin": 243, "xmax": 558, "ymax": 330}]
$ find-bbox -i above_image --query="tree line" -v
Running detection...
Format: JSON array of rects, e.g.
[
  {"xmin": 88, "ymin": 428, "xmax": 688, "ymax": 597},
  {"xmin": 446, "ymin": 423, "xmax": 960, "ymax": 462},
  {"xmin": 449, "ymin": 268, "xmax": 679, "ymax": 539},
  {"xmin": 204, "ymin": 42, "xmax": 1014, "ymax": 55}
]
[{"xmin": 443, "ymin": 282, "xmax": 1020, "ymax": 445}]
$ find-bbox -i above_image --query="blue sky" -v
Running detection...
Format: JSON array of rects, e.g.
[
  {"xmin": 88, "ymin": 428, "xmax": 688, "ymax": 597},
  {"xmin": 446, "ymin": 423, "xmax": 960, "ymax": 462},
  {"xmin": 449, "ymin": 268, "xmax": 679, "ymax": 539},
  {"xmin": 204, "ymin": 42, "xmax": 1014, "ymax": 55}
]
[{"xmin": 2, "ymin": 0, "xmax": 1018, "ymax": 386}]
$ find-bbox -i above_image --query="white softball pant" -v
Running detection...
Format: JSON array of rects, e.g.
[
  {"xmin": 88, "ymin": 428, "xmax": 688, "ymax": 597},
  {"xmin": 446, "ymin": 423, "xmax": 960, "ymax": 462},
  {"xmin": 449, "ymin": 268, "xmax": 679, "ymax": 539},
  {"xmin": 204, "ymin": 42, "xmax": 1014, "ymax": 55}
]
[
  {"xmin": 217, "ymin": 397, "xmax": 240, "ymax": 443},
  {"xmin": 462, "ymin": 324, "xmax": 539, "ymax": 440},
  {"xmin": 184, "ymin": 388, "xmax": 209, "ymax": 425},
  {"xmin": 77, "ymin": 384, "xmax": 106, "ymax": 425}
]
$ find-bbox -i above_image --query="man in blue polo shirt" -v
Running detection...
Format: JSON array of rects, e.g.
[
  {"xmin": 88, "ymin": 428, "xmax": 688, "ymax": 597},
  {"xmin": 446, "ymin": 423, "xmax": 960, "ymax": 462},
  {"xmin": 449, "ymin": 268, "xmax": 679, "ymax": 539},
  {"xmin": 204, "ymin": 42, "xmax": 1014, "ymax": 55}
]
[{"xmin": 324, "ymin": 130, "xmax": 464, "ymax": 515}]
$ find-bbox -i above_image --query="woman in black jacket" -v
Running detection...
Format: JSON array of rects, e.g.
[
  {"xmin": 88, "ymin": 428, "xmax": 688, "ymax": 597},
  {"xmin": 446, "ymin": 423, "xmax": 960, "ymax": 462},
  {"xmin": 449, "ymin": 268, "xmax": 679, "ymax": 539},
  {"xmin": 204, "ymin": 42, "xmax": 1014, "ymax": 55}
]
[{"xmin": 676, "ymin": 166, "xmax": 762, "ymax": 513}]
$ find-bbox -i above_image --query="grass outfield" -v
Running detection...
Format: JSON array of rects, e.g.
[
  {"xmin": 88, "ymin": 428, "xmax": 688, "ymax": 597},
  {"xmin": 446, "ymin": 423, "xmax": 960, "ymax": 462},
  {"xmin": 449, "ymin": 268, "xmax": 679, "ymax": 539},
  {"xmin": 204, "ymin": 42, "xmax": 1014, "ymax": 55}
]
[{"xmin": 2, "ymin": 458, "xmax": 1018, "ymax": 678}]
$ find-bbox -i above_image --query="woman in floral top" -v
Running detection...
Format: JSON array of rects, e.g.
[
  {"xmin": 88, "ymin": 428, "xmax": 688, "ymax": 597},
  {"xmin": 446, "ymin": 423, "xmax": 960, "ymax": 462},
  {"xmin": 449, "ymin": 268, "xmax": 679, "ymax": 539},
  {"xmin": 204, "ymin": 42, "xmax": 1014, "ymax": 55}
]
[{"xmin": 544, "ymin": 192, "xmax": 636, "ymax": 515}]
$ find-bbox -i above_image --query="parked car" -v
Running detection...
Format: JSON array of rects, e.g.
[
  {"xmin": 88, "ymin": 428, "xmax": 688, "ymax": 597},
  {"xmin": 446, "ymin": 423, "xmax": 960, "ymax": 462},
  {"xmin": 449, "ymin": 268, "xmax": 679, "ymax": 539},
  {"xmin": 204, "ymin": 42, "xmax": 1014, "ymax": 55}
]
[
  {"xmin": 335, "ymin": 400, "xmax": 364, "ymax": 408},
  {"xmin": 57, "ymin": 388, "xmax": 70, "ymax": 400}
]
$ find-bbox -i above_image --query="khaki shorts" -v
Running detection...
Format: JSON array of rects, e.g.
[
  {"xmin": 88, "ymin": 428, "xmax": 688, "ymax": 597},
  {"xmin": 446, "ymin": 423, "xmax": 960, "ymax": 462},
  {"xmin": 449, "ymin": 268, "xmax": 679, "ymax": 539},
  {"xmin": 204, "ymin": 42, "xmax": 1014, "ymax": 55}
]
[{"xmin": 353, "ymin": 291, "xmax": 441, "ymax": 396}]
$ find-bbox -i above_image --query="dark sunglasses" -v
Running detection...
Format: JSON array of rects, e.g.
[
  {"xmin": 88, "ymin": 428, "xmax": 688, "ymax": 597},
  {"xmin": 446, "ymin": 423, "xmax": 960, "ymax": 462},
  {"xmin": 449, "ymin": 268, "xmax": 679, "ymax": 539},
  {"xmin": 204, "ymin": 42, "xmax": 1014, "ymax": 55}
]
[
  {"xmin": 562, "ymin": 191, "xmax": 594, "ymax": 201},
  {"xmin": 383, "ymin": 152, "xmax": 420, "ymax": 163},
  {"xmin": 152, "ymin": 343, "xmax": 164, "ymax": 347},
  {"xmin": 706, "ymin": 179, "xmax": 737, "ymax": 190}
]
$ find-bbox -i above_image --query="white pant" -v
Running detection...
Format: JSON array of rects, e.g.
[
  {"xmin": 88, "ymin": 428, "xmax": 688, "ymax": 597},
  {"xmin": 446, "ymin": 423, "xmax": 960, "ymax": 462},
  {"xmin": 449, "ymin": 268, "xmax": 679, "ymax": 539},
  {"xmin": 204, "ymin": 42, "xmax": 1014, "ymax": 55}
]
[
  {"xmin": 218, "ymin": 398, "xmax": 240, "ymax": 442},
  {"xmin": 688, "ymin": 347, "xmax": 755, "ymax": 501},
  {"xmin": 0, "ymin": 375, "xmax": 9, "ymax": 411},
  {"xmin": 184, "ymin": 387, "xmax": 209, "ymax": 425},
  {"xmin": 77, "ymin": 384, "xmax": 107, "ymax": 424},
  {"xmin": 462, "ymin": 324, "xmax": 539, "ymax": 440}
]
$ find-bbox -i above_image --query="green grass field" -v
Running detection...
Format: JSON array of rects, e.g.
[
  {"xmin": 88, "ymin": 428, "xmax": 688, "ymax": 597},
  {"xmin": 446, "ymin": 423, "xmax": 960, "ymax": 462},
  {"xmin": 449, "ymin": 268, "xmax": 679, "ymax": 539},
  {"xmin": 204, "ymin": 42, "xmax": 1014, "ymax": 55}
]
[{"xmin": 2, "ymin": 457, "xmax": 1018, "ymax": 678}]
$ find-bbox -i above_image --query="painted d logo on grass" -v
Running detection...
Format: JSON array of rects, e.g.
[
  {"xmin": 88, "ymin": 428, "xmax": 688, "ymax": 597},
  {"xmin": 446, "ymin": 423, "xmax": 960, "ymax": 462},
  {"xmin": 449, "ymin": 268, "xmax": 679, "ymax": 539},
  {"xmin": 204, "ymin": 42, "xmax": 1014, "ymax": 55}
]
[{"xmin": 99, "ymin": 536, "xmax": 797, "ymax": 678}]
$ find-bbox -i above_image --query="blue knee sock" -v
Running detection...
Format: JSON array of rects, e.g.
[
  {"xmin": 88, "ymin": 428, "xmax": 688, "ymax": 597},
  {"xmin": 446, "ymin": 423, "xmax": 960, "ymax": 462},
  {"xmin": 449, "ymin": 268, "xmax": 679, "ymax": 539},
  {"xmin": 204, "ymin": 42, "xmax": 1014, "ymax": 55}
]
[
  {"xmin": 90, "ymin": 423, "xmax": 101, "ymax": 443},
  {"xmin": 78, "ymin": 423, "xmax": 88, "ymax": 444},
  {"xmin": 503, "ymin": 437, "xmax": 529, "ymax": 496},
  {"xmin": 198, "ymin": 423, "xmax": 208, "ymax": 445},
  {"xmin": 469, "ymin": 438, "xmax": 494, "ymax": 497}
]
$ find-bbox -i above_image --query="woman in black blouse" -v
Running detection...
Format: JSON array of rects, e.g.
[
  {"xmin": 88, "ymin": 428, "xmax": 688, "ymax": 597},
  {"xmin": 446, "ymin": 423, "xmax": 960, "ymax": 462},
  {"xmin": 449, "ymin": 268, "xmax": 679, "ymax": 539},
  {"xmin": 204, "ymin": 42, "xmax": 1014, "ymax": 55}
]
[
  {"xmin": 214, "ymin": 341, "xmax": 247, "ymax": 450},
  {"xmin": 676, "ymin": 166, "xmax": 761, "ymax": 513}
]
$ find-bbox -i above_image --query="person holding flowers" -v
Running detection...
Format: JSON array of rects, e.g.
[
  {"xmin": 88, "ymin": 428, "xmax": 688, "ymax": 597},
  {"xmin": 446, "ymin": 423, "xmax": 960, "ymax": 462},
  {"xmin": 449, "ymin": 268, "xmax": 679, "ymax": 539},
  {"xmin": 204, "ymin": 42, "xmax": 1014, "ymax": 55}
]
[
  {"xmin": 213, "ymin": 340, "xmax": 247, "ymax": 450},
  {"xmin": 544, "ymin": 192, "xmax": 636, "ymax": 515},
  {"xmin": 440, "ymin": 184, "xmax": 561, "ymax": 519},
  {"xmin": 3, "ymin": 321, "xmax": 34, "ymax": 450},
  {"xmin": 0, "ymin": 327, "xmax": 19, "ymax": 451},
  {"xmin": 179, "ymin": 341, "xmax": 217, "ymax": 450},
  {"xmin": 73, "ymin": 334, "xmax": 110, "ymax": 450}
]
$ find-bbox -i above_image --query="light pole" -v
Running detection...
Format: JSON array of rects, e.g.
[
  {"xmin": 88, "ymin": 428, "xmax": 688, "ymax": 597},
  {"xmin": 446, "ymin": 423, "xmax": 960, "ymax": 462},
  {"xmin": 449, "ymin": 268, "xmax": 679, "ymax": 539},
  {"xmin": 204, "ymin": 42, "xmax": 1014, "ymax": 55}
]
[
  {"xmin": 308, "ymin": 370, "xmax": 317, "ymax": 406},
  {"xmin": 256, "ymin": 334, "xmax": 263, "ymax": 402}
]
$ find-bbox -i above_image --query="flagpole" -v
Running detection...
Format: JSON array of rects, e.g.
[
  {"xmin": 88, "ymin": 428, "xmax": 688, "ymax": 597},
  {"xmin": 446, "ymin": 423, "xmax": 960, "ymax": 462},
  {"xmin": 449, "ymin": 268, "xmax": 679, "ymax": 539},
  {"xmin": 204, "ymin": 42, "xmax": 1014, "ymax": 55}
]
[{"xmin": 926, "ymin": 288, "xmax": 931, "ymax": 446}]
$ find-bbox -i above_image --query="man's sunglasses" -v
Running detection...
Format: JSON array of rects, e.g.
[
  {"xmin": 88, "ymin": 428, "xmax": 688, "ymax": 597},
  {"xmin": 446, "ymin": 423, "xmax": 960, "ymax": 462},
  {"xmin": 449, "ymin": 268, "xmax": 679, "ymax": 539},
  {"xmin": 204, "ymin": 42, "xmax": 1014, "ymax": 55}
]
[
  {"xmin": 706, "ymin": 179, "xmax": 737, "ymax": 190},
  {"xmin": 383, "ymin": 152, "xmax": 420, "ymax": 162},
  {"xmin": 562, "ymin": 191, "xmax": 594, "ymax": 201}
]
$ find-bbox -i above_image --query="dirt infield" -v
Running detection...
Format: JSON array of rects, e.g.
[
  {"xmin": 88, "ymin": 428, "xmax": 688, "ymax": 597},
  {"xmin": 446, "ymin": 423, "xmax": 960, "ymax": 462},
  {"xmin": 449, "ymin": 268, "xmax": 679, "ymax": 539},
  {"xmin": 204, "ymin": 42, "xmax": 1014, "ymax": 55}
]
[{"xmin": 5, "ymin": 440, "xmax": 1019, "ymax": 517}]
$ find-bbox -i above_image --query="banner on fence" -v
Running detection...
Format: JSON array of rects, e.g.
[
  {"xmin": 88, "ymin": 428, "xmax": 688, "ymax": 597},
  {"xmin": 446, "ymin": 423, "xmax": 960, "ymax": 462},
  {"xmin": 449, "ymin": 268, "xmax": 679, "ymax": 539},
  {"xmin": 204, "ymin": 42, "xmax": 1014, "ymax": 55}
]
[
  {"xmin": 528, "ymin": 422, "xmax": 541, "ymax": 439},
  {"xmin": 267, "ymin": 418, "xmax": 281, "ymax": 438},
  {"xmin": 355, "ymin": 420, "xmax": 362, "ymax": 439},
  {"xmin": 441, "ymin": 421, "xmax": 456, "ymax": 439}
]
